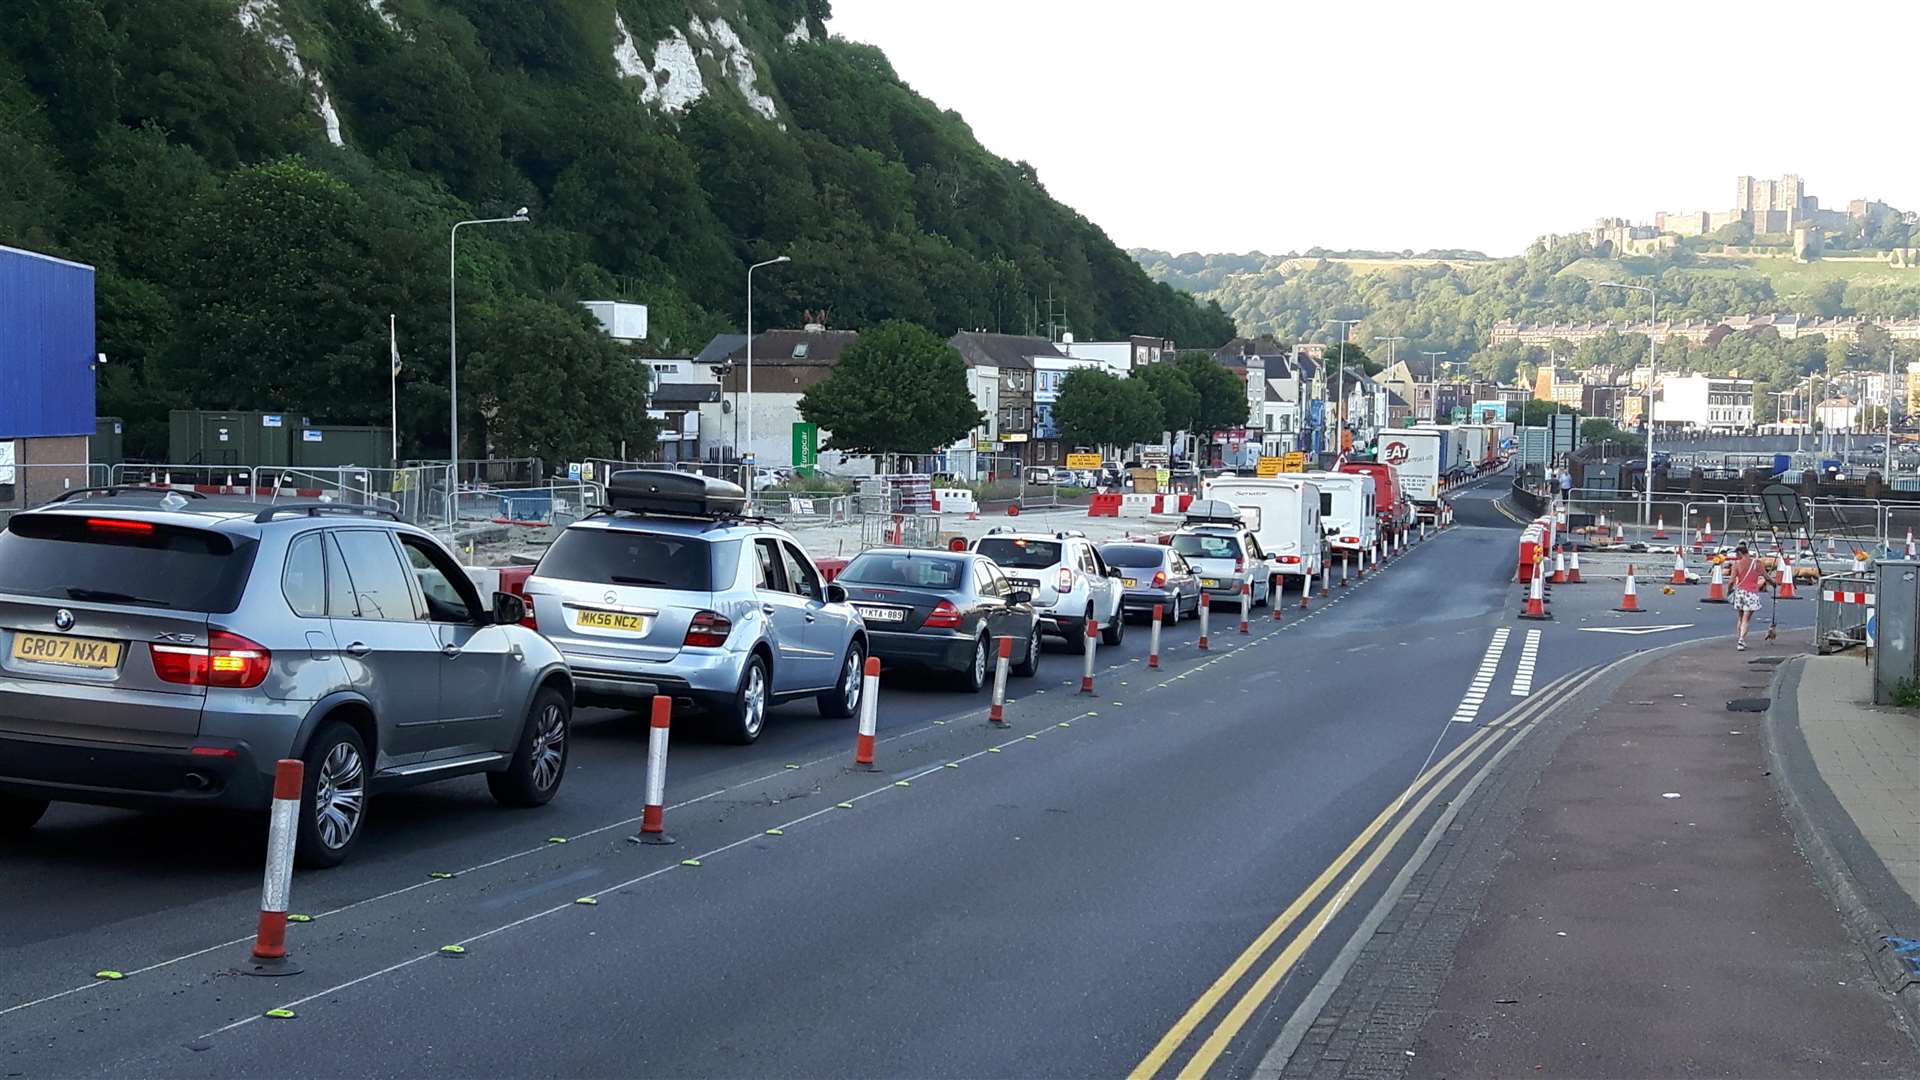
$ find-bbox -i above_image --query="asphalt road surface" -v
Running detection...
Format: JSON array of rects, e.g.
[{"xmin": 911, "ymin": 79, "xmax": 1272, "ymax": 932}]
[{"xmin": 1, "ymin": 476, "xmax": 1818, "ymax": 1078}]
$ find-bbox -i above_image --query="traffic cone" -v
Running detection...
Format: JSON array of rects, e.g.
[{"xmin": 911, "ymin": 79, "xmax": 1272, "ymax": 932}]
[
  {"xmin": 1551, "ymin": 547, "xmax": 1568, "ymax": 584},
  {"xmin": 1701, "ymin": 520, "xmax": 1714, "ymax": 551},
  {"xmin": 1613, "ymin": 522, "xmax": 1625, "ymax": 545},
  {"xmin": 1776, "ymin": 559, "xmax": 1799, "ymax": 600},
  {"xmin": 1907, "ymin": 529, "xmax": 1915, "ymax": 559},
  {"xmin": 1567, "ymin": 549, "xmax": 1583, "ymax": 583},
  {"xmin": 1520, "ymin": 566, "xmax": 1549, "ymax": 620},
  {"xmin": 1702, "ymin": 560, "xmax": 1727, "ymax": 603},
  {"xmin": 1653, "ymin": 515, "xmax": 1668, "ymax": 539},
  {"xmin": 1827, "ymin": 535, "xmax": 1837, "ymax": 558},
  {"xmin": 1670, "ymin": 550, "xmax": 1688, "ymax": 585},
  {"xmin": 1616, "ymin": 564, "xmax": 1640, "ymax": 611}
]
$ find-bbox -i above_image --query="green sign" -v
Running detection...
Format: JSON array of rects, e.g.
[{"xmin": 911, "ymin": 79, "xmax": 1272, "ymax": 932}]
[{"xmin": 791, "ymin": 422, "xmax": 819, "ymax": 476}]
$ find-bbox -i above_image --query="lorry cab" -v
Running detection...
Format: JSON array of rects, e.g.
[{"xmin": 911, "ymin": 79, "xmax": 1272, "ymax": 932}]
[
  {"xmin": 1337, "ymin": 460, "xmax": 1408, "ymax": 539},
  {"xmin": 1201, "ymin": 477, "xmax": 1325, "ymax": 583},
  {"xmin": 1304, "ymin": 472, "xmax": 1378, "ymax": 557}
]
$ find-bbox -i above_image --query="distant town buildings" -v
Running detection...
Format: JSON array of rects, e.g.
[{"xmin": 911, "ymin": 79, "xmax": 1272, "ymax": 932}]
[
  {"xmin": 1544, "ymin": 172, "xmax": 1914, "ymax": 259},
  {"xmin": 1654, "ymin": 374, "xmax": 1755, "ymax": 433},
  {"xmin": 1492, "ymin": 314, "xmax": 1920, "ymax": 348}
]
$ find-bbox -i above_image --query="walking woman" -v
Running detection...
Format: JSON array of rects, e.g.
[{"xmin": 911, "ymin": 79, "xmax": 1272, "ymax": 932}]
[{"xmin": 1729, "ymin": 542, "xmax": 1768, "ymax": 650}]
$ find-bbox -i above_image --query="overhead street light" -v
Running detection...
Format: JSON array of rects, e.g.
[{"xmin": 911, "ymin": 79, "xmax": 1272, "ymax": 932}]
[
  {"xmin": 1329, "ymin": 319, "xmax": 1364, "ymax": 454},
  {"xmin": 744, "ymin": 255, "xmax": 792, "ymax": 464},
  {"xmin": 449, "ymin": 207, "xmax": 530, "ymax": 523},
  {"xmin": 1597, "ymin": 281, "xmax": 1657, "ymax": 525}
]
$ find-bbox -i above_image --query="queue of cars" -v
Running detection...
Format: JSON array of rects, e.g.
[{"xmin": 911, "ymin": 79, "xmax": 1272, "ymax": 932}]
[{"xmin": 0, "ymin": 462, "xmax": 1413, "ymax": 866}]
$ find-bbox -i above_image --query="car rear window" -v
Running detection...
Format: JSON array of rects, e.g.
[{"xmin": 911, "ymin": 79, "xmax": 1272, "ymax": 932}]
[
  {"xmin": 976, "ymin": 537, "xmax": 1062, "ymax": 569},
  {"xmin": 0, "ymin": 514, "xmax": 257, "ymax": 612},
  {"xmin": 1172, "ymin": 533, "xmax": 1242, "ymax": 560},
  {"xmin": 1100, "ymin": 544, "xmax": 1167, "ymax": 568},
  {"xmin": 537, "ymin": 527, "xmax": 721, "ymax": 591},
  {"xmin": 840, "ymin": 553, "xmax": 964, "ymax": 590}
]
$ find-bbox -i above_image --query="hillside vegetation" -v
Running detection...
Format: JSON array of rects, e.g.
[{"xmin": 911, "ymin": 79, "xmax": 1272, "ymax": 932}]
[{"xmin": 1, "ymin": 0, "xmax": 1233, "ymax": 462}]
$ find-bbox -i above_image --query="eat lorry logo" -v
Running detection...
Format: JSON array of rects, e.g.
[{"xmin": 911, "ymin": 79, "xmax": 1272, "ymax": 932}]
[{"xmin": 1382, "ymin": 441, "xmax": 1410, "ymax": 465}]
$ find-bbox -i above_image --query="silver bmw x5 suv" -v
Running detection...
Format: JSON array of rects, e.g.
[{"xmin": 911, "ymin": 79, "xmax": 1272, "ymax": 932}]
[{"xmin": 0, "ymin": 489, "xmax": 572, "ymax": 866}]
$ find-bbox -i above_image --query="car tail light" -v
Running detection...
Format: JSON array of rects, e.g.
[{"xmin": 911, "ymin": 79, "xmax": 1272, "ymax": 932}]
[
  {"xmin": 1233, "ymin": 558, "xmax": 1245, "ymax": 573},
  {"xmin": 1152, "ymin": 571, "xmax": 1167, "ymax": 587},
  {"xmin": 1277, "ymin": 555, "xmax": 1302, "ymax": 565},
  {"xmin": 1056, "ymin": 567, "xmax": 1073, "ymax": 593},
  {"xmin": 150, "ymin": 631, "xmax": 271, "ymax": 689},
  {"xmin": 519, "ymin": 593, "xmax": 540, "ymax": 631},
  {"xmin": 923, "ymin": 600, "xmax": 964, "ymax": 629},
  {"xmin": 1342, "ymin": 536, "xmax": 1358, "ymax": 544},
  {"xmin": 684, "ymin": 611, "xmax": 732, "ymax": 648}
]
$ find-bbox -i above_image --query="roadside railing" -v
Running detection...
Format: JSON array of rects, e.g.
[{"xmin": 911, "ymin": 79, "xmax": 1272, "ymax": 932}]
[
  {"xmin": 0, "ymin": 462, "xmax": 111, "ymax": 512},
  {"xmin": 859, "ymin": 512, "xmax": 944, "ymax": 550}
]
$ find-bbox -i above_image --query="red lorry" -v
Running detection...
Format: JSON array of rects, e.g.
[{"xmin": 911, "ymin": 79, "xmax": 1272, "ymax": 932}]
[{"xmin": 1338, "ymin": 461, "xmax": 1410, "ymax": 542}]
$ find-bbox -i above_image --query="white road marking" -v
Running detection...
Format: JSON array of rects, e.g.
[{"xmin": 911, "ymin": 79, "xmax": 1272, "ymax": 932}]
[
  {"xmin": 1511, "ymin": 628, "xmax": 1541, "ymax": 695},
  {"xmin": 1453, "ymin": 629, "xmax": 1510, "ymax": 723}
]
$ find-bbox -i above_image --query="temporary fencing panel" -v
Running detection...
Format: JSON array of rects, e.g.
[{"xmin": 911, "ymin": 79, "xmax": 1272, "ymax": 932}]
[{"xmin": 1815, "ymin": 571, "xmax": 1877, "ymax": 654}]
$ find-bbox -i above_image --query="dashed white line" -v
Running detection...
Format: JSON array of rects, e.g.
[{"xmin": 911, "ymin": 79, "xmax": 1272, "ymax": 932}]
[{"xmin": 1511, "ymin": 628, "xmax": 1541, "ymax": 696}]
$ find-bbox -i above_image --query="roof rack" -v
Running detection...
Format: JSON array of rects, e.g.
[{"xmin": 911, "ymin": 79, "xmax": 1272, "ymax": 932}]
[
  {"xmin": 47, "ymin": 486, "xmax": 208, "ymax": 504},
  {"xmin": 252, "ymin": 503, "xmax": 402, "ymax": 524}
]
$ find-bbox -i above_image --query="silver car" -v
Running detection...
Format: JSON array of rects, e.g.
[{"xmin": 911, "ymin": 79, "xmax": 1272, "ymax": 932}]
[
  {"xmin": 522, "ymin": 470, "xmax": 866, "ymax": 744},
  {"xmin": 0, "ymin": 490, "xmax": 572, "ymax": 867}
]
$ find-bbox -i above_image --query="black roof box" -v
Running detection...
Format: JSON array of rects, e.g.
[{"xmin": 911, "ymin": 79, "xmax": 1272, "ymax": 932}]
[
  {"xmin": 606, "ymin": 469, "xmax": 747, "ymax": 519},
  {"xmin": 1182, "ymin": 498, "xmax": 1246, "ymax": 526}
]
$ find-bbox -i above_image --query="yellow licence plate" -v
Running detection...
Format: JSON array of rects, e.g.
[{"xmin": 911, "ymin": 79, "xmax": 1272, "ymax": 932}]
[
  {"xmin": 1122, "ymin": 578, "xmax": 1137, "ymax": 587},
  {"xmin": 1200, "ymin": 578, "xmax": 1220, "ymax": 587},
  {"xmin": 11, "ymin": 632, "xmax": 123, "ymax": 670},
  {"xmin": 575, "ymin": 611, "xmax": 648, "ymax": 633}
]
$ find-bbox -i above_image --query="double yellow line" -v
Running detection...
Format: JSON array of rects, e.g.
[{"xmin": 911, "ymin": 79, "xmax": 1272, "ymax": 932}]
[{"xmin": 1128, "ymin": 665, "xmax": 1603, "ymax": 1080}]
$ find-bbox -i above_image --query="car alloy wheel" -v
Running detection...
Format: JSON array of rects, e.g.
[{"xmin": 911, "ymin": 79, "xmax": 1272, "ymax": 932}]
[
  {"xmin": 529, "ymin": 701, "xmax": 566, "ymax": 792},
  {"xmin": 841, "ymin": 648, "xmax": 863, "ymax": 714},
  {"xmin": 742, "ymin": 662, "xmax": 767, "ymax": 739},
  {"xmin": 315, "ymin": 742, "xmax": 365, "ymax": 851},
  {"xmin": 972, "ymin": 636, "xmax": 989, "ymax": 687}
]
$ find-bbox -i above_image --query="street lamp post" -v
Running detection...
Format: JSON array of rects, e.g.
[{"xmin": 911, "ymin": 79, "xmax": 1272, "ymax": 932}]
[
  {"xmin": 744, "ymin": 256, "xmax": 791, "ymax": 467},
  {"xmin": 1598, "ymin": 281, "xmax": 1657, "ymax": 527},
  {"xmin": 1420, "ymin": 351, "xmax": 1447, "ymax": 423},
  {"xmin": 1886, "ymin": 344, "xmax": 1897, "ymax": 480},
  {"xmin": 448, "ymin": 208, "xmax": 529, "ymax": 524},
  {"xmin": 1329, "ymin": 319, "xmax": 1364, "ymax": 456}
]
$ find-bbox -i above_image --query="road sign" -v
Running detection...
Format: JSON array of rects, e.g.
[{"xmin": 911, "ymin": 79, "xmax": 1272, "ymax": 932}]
[
  {"xmin": 1256, "ymin": 456, "xmax": 1285, "ymax": 477},
  {"xmin": 1066, "ymin": 452, "xmax": 1103, "ymax": 470}
]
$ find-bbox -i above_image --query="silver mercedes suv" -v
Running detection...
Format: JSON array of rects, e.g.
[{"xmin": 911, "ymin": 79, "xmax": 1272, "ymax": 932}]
[
  {"xmin": 0, "ymin": 489, "xmax": 573, "ymax": 867},
  {"xmin": 522, "ymin": 470, "xmax": 867, "ymax": 744}
]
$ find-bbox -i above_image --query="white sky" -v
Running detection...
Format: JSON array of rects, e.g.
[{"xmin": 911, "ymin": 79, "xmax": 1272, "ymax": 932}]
[{"xmin": 826, "ymin": 0, "xmax": 1920, "ymax": 257}]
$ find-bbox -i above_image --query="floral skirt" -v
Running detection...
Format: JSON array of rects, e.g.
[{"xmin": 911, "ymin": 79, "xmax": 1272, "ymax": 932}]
[{"xmin": 1732, "ymin": 588, "xmax": 1763, "ymax": 613}]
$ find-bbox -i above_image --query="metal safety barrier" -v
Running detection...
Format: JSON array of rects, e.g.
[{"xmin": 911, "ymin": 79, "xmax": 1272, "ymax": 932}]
[{"xmin": 1815, "ymin": 571, "xmax": 1877, "ymax": 654}]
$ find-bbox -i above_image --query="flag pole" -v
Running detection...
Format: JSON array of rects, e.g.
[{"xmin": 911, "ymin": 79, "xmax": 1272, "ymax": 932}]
[{"xmin": 389, "ymin": 314, "xmax": 399, "ymax": 462}]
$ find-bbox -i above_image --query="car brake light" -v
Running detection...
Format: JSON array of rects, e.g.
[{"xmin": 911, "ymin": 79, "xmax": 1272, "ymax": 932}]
[
  {"xmin": 923, "ymin": 600, "xmax": 964, "ymax": 629},
  {"xmin": 1152, "ymin": 570, "xmax": 1167, "ymax": 587},
  {"xmin": 1278, "ymin": 555, "xmax": 1301, "ymax": 565},
  {"xmin": 519, "ymin": 593, "xmax": 540, "ymax": 632},
  {"xmin": 86, "ymin": 517, "xmax": 154, "ymax": 534},
  {"xmin": 1342, "ymin": 536, "xmax": 1358, "ymax": 544},
  {"xmin": 1233, "ymin": 558, "xmax": 1245, "ymax": 573},
  {"xmin": 150, "ymin": 631, "xmax": 271, "ymax": 689},
  {"xmin": 1056, "ymin": 567, "xmax": 1073, "ymax": 593},
  {"xmin": 684, "ymin": 611, "xmax": 732, "ymax": 648}
]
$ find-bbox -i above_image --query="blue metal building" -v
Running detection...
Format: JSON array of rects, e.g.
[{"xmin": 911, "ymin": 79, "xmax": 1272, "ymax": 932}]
[{"xmin": 1, "ymin": 244, "xmax": 97, "ymax": 439}]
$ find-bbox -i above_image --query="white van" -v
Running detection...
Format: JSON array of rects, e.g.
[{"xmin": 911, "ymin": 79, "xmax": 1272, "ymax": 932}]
[
  {"xmin": 1304, "ymin": 472, "xmax": 1378, "ymax": 559},
  {"xmin": 1204, "ymin": 477, "xmax": 1325, "ymax": 585}
]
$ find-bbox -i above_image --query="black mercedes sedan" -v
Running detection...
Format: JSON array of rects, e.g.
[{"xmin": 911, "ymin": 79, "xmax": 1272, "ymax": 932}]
[{"xmin": 835, "ymin": 548, "xmax": 1042, "ymax": 691}]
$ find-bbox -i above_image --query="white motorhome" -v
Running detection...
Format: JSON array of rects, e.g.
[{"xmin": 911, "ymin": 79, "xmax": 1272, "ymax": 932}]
[
  {"xmin": 1304, "ymin": 471, "xmax": 1378, "ymax": 559},
  {"xmin": 1203, "ymin": 476, "xmax": 1326, "ymax": 585}
]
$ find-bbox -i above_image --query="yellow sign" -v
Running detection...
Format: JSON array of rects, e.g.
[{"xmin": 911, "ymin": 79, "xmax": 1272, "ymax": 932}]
[
  {"xmin": 1066, "ymin": 452, "xmax": 1104, "ymax": 469},
  {"xmin": 1256, "ymin": 456, "xmax": 1285, "ymax": 477}
]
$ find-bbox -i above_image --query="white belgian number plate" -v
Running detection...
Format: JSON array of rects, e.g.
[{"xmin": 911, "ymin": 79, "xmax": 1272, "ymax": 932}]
[{"xmin": 856, "ymin": 606, "xmax": 905, "ymax": 623}]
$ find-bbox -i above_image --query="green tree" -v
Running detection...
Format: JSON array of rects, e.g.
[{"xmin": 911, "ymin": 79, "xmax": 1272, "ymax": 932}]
[
  {"xmin": 1054, "ymin": 369, "xmax": 1163, "ymax": 450},
  {"xmin": 1134, "ymin": 362, "xmax": 1199, "ymax": 434},
  {"xmin": 799, "ymin": 321, "xmax": 982, "ymax": 458},
  {"xmin": 1519, "ymin": 399, "xmax": 1579, "ymax": 426},
  {"xmin": 1172, "ymin": 351, "xmax": 1249, "ymax": 442},
  {"xmin": 460, "ymin": 294, "xmax": 656, "ymax": 464}
]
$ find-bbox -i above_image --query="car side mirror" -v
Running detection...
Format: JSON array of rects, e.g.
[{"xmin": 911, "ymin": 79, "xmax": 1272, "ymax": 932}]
[
  {"xmin": 1106, "ymin": 566, "xmax": 1124, "ymax": 579},
  {"xmin": 825, "ymin": 582, "xmax": 848, "ymax": 604},
  {"xmin": 1009, "ymin": 590, "xmax": 1033, "ymax": 605},
  {"xmin": 493, "ymin": 591, "xmax": 527, "ymax": 626}
]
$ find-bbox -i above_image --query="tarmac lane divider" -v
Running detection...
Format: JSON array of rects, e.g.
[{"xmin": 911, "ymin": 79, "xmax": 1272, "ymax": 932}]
[
  {"xmin": 242, "ymin": 759, "xmax": 304, "ymax": 977},
  {"xmin": 989, "ymin": 638, "xmax": 1012, "ymax": 725},
  {"xmin": 854, "ymin": 657, "xmax": 882, "ymax": 765},
  {"xmin": 634, "ymin": 696, "xmax": 677, "ymax": 846}
]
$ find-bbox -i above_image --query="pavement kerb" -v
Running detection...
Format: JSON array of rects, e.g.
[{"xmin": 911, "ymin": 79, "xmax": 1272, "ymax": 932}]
[{"xmin": 1760, "ymin": 656, "xmax": 1920, "ymax": 1042}]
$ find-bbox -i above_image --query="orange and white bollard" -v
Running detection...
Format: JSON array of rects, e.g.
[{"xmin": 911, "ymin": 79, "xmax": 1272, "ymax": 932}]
[
  {"xmin": 988, "ymin": 637, "xmax": 1012, "ymax": 725},
  {"xmin": 1340, "ymin": 553, "xmax": 1350, "ymax": 587},
  {"xmin": 1299, "ymin": 569, "xmax": 1312, "ymax": 610},
  {"xmin": 638, "ymin": 695, "xmax": 677, "ymax": 843},
  {"xmin": 1238, "ymin": 578, "xmax": 1251, "ymax": 634},
  {"xmin": 1671, "ymin": 550, "xmax": 1688, "ymax": 585},
  {"xmin": 1198, "ymin": 591, "xmax": 1211, "ymax": 650},
  {"xmin": 1271, "ymin": 577, "xmax": 1284, "ymax": 621},
  {"xmin": 853, "ymin": 657, "xmax": 881, "ymax": 765},
  {"xmin": 1520, "ymin": 566, "xmax": 1549, "ymax": 619},
  {"xmin": 1907, "ymin": 529, "xmax": 1916, "ymax": 559},
  {"xmin": 1616, "ymin": 564, "xmax": 1640, "ymax": 612},
  {"xmin": 1551, "ymin": 547, "xmax": 1568, "ymax": 584},
  {"xmin": 1148, "ymin": 603, "xmax": 1163, "ymax": 669},
  {"xmin": 1702, "ymin": 560, "xmax": 1728, "ymax": 603},
  {"xmin": 246, "ymin": 759, "xmax": 304, "ymax": 972},
  {"xmin": 1079, "ymin": 613, "xmax": 1097, "ymax": 694},
  {"xmin": 1567, "ymin": 548, "xmax": 1583, "ymax": 584}
]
